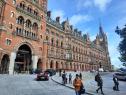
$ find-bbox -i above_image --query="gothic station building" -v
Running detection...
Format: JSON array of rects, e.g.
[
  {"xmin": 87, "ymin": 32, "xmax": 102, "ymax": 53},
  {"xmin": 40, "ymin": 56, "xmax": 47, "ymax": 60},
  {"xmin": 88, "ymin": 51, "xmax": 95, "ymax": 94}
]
[{"xmin": 0, "ymin": 0, "xmax": 111, "ymax": 74}]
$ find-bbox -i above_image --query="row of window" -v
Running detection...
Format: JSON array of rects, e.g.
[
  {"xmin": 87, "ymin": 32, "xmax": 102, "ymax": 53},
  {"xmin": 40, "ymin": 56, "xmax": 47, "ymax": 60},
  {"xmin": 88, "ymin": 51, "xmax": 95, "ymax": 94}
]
[
  {"xmin": 16, "ymin": 27, "xmax": 37, "ymax": 40},
  {"xmin": 46, "ymin": 37, "xmax": 64, "ymax": 48},
  {"xmin": 17, "ymin": 16, "xmax": 39, "ymax": 30},
  {"xmin": 46, "ymin": 29, "xmax": 64, "ymax": 39},
  {"xmin": 19, "ymin": 2, "xmax": 39, "ymax": 16}
]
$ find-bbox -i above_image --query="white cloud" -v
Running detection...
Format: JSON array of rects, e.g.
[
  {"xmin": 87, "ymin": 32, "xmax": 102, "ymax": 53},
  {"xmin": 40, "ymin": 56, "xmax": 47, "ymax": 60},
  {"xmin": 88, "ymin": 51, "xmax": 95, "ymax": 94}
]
[
  {"xmin": 69, "ymin": 14, "xmax": 92, "ymax": 26},
  {"xmin": 90, "ymin": 35, "xmax": 96, "ymax": 41},
  {"xmin": 94, "ymin": 0, "xmax": 112, "ymax": 12},
  {"xmin": 76, "ymin": 0, "xmax": 112, "ymax": 12},
  {"xmin": 77, "ymin": 0, "xmax": 92, "ymax": 11},
  {"xmin": 51, "ymin": 9, "xmax": 65, "ymax": 22}
]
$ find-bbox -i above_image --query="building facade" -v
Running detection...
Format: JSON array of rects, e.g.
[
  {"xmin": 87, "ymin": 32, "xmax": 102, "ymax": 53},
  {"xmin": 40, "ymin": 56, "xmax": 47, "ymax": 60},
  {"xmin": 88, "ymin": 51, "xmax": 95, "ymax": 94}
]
[{"xmin": 0, "ymin": 0, "xmax": 111, "ymax": 74}]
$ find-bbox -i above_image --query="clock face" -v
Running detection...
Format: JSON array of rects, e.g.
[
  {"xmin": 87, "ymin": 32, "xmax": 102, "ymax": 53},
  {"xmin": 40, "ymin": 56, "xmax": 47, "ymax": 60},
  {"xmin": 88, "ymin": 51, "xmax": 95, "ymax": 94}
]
[{"xmin": 100, "ymin": 38, "xmax": 103, "ymax": 41}]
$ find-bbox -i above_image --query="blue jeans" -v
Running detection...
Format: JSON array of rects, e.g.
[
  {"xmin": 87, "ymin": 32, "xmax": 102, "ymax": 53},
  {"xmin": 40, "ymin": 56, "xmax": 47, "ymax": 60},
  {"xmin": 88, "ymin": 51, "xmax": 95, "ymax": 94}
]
[{"xmin": 75, "ymin": 91, "xmax": 81, "ymax": 95}]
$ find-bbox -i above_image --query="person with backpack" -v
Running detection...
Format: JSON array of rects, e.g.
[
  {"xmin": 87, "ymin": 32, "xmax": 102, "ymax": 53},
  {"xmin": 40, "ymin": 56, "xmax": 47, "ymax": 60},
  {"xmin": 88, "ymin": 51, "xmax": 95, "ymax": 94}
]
[
  {"xmin": 113, "ymin": 74, "xmax": 119, "ymax": 91},
  {"xmin": 73, "ymin": 74, "xmax": 84, "ymax": 95},
  {"xmin": 95, "ymin": 73, "xmax": 104, "ymax": 95},
  {"xmin": 62, "ymin": 72, "xmax": 66, "ymax": 84}
]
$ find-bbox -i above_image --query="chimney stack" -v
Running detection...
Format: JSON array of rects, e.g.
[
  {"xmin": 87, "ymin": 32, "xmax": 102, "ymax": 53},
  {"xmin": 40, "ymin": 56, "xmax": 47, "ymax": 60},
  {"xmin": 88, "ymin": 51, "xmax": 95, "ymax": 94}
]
[
  {"xmin": 56, "ymin": 16, "xmax": 60, "ymax": 23},
  {"xmin": 47, "ymin": 11, "xmax": 51, "ymax": 18}
]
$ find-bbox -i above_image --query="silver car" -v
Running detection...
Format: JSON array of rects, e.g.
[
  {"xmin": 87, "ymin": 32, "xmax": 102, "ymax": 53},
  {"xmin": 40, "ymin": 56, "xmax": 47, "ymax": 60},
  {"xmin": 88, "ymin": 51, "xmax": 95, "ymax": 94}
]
[{"xmin": 114, "ymin": 72, "xmax": 126, "ymax": 81}]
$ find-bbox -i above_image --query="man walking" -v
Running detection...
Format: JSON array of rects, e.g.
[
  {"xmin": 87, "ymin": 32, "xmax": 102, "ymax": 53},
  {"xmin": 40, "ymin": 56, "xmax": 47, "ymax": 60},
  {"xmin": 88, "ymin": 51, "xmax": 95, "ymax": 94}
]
[
  {"xmin": 73, "ymin": 74, "xmax": 83, "ymax": 95},
  {"xmin": 113, "ymin": 75, "xmax": 119, "ymax": 91},
  {"xmin": 95, "ymin": 73, "xmax": 104, "ymax": 95}
]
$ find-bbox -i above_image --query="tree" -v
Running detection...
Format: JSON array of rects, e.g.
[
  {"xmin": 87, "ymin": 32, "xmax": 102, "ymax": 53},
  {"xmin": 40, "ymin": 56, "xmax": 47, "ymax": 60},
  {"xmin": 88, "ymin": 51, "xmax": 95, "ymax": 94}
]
[{"xmin": 115, "ymin": 25, "xmax": 126, "ymax": 66}]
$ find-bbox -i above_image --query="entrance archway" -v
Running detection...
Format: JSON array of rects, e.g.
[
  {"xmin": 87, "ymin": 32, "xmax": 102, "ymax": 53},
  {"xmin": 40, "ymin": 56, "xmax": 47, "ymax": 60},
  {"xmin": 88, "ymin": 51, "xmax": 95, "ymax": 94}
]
[
  {"xmin": 56, "ymin": 61, "xmax": 59, "ymax": 71},
  {"xmin": 14, "ymin": 44, "xmax": 32, "ymax": 73},
  {"xmin": 0, "ymin": 54, "xmax": 10, "ymax": 74},
  {"xmin": 37, "ymin": 59, "xmax": 42, "ymax": 70},
  {"xmin": 99, "ymin": 62, "xmax": 102, "ymax": 68},
  {"xmin": 50, "ymin": 60, "xmax": 53, "ymax": 69}
]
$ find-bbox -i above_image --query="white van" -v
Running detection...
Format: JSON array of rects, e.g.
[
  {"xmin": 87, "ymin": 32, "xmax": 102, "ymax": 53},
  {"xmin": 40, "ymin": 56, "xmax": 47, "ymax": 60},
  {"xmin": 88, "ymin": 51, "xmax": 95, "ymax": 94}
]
[{"xmin": 99, "ymin": 68, "xmax": 104, "ymax": 72}]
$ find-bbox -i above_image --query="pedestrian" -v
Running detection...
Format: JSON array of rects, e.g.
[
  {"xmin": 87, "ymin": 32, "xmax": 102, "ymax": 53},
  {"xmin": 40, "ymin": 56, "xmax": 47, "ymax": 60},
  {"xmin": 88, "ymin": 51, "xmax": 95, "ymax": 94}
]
[
  {"xmin": 79, "ymin": 72, "xmax": 82, "ymax": 80},
  {"xmin": 59, "ymin": 69, "xmax": 62, "ymax": 76},
  {"xmin": 113, "ymin": 75, "xmax": 119, "ymax": 91},
  {"xmin": 65, "ymin": 73, "xmax": 67, "ymax": 84},
  {"xmin": 73, "ymin": 74, "xmax": 84, "ymax": 95},
  {"xmin": 69, "ymin": 73, "xmax": 72, "ymax": 84},
  {"xmin": 95, "ymin": 73, "xmax": 104, "ymax": 95},
  {"xmin": 62, "ymin": 72, "xmax": 65, "ymax": 84}
]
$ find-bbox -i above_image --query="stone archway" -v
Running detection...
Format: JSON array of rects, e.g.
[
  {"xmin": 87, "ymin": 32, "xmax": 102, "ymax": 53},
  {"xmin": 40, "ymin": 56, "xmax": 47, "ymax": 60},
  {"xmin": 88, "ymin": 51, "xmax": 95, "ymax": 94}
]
[
  {"xmin": 99, "ymin": 62, "xmax": 102, "ymax": 68},
  {"xmin": 70, "ymin": 63, "xmax": 72, "ymax": 70},
  {"xmin": 37, "ymin": 58, "xmax": 42, "ymax": 70},
  {"xmin": 0, "ymin": 54, "xmax": 10, "ymax": 74},
  {"xmin": 50, "ymin": 60, "xmax": 53, "ymax": 69},
  {"xmin": 56, "ymin": 61, "xmax": 59, "ymax": 71},
  {"xmin": 14, "ymin": 44, "xmax": 32, "ymax": 73}
]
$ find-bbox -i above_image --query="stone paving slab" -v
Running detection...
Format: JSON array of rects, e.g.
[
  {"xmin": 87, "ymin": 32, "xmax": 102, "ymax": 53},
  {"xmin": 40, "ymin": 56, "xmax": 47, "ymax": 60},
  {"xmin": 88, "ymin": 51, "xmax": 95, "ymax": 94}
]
[{"xmin": 0, "ymin": 74, "xmax": 76, "ymax": 95}]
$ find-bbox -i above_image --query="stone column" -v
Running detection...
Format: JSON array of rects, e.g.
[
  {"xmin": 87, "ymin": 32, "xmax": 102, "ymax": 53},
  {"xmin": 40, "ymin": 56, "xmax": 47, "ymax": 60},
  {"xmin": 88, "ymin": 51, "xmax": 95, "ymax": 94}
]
[
  {"xmin": 32, "ymin": 55, "xmax": 38, "ymax": 70},
  {"xmin": 9, "ymin": 52, "xmax": 16, "ymax": 74},
  {"xmin": 42, "ymin": 41, "xmax": 48, "ymax": 71}
]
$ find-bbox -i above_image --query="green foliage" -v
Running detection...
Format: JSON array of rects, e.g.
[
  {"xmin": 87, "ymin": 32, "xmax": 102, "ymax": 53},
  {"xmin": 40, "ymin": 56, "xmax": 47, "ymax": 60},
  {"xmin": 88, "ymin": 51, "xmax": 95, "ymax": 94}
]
[{"xmin": 115, "ymin": 26, "xmax": 126, "ymax": 66}]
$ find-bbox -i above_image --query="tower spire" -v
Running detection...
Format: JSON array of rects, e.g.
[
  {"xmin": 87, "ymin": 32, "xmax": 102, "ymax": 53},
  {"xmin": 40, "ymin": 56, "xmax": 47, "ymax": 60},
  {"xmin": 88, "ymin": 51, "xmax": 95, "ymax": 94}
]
[{"xmin": 99, "ymin": 21, "xmax": 105, "ymax": 38}]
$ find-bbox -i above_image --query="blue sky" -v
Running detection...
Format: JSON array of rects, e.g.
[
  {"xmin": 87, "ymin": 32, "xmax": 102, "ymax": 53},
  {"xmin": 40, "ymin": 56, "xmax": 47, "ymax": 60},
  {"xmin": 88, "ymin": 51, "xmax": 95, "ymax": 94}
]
[{"xmin": 48, "ymin": 0, "xmax": 126, "ymax": 68}]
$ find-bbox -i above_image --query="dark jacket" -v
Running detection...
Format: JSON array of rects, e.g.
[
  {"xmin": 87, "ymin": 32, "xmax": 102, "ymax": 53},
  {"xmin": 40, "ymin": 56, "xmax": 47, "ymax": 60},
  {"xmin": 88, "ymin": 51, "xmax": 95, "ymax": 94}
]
[
  {"xmin": 95, "ymin": 74, "xmax": 103, "ymax": 86},
  {"xmin": 113, "ymin": 77, "xmax": 119, "ymax": 85}
]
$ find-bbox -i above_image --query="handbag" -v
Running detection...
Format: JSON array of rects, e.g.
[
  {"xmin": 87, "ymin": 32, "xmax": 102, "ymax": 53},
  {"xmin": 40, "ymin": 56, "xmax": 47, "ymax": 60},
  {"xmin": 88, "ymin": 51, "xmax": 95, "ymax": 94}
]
[
  {"xmin": 80, "ymin": 84, "xmax": 85, "ymax": 94},
  {"xmin": 80, "ymin": 88, "xmax": 85, "ymax": 94}
]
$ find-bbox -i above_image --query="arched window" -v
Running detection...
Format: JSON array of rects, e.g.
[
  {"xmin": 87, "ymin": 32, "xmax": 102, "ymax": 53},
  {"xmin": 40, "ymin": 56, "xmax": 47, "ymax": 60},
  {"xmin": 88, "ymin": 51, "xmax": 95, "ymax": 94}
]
[
  {"xmin": 11, "ymin": 12, "xmax": 14, "ymax": 17},
  {"xmin": 26, "ymin": 19, "xmax": 31, "ymax": 28},
  {"xmin": 34, "ymin": 9, "xmax": 38, "ymax": 16},
  {"xmin": 20, "ymin": 1, "xmax": 25, "ymax": 9},
  {"xmin": 17, "ymin": 16, "xmax": 24, "ymax": 25},
  {"xmin": 76, "ymin": 47, "xmax": 77, "ymax": 52},
  {"xmin": 61, "ymin": 41, "xmax": 63, "ymax": 48},
  {"xmin": 27, "ymin": 5, "xmax": 32, "ymax": 13},
  {"xmin": 46, "ymin": 36, "xmax": 49, "ymax": 41},
  {"xmin": 56, "ymin": 40, "xmax": 58, "ymax": 47},
  {"xmin": 51, "ymin": 38, "xmax": 54, "ymax": 46},
  {"xmin": 32, "ymin": 22, "xmax": 38, "ymax": 31}
]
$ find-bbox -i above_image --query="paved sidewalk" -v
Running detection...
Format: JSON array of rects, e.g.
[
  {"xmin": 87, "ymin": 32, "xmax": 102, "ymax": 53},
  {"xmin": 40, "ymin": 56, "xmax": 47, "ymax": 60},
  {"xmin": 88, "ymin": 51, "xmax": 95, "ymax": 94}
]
[
  {"xmin": 52, "ymin": 72, "xmax": 95, "ymax": 95},
  {"xmin": 52, "ymin": 72, "xmax": 126, "ymax": 95}
]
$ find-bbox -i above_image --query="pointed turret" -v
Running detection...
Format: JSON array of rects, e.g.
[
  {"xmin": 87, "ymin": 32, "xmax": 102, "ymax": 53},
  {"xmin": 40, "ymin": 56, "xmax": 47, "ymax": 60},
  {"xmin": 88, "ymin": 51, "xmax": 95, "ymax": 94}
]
[{"xmin": 99, "ymin": 22, "xmax": 105, "ymax": 38}]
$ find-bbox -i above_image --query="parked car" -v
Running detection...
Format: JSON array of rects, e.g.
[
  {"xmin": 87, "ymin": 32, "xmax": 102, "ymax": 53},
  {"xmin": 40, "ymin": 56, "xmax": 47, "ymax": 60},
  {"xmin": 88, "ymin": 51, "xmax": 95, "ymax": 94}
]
[
  {"xmin": 36, "ymin": 72, "xmax": 49, "ymax": 81},
  {"xmin": 114, "ymin": 72, "xmax": 126, "ymax": 81},
  {"xmin": 45, "ymin": 69, "xmax": 56, "ymax": 76}
]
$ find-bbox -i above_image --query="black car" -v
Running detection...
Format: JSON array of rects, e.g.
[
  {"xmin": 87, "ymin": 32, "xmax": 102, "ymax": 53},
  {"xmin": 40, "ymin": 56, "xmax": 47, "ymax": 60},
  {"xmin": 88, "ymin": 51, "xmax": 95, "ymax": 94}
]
[{"xmin": 45, "ymin": 69, "xmax": 56, "ymax": 76}]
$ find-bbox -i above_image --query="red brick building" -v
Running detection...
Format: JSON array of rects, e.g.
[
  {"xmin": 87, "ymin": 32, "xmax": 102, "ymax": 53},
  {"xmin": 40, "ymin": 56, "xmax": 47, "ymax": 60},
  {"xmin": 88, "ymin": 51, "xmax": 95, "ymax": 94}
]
[{"xmin": 0, "ymin": 0, "xmax": 111, "ymax": 74}]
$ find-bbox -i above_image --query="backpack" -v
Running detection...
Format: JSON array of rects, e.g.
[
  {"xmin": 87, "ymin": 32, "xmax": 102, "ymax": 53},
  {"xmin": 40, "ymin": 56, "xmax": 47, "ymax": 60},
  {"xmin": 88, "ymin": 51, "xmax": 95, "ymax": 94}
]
[{"xmin": 95, "ymin": 75, "xmax": 98, "ymax": 82}]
